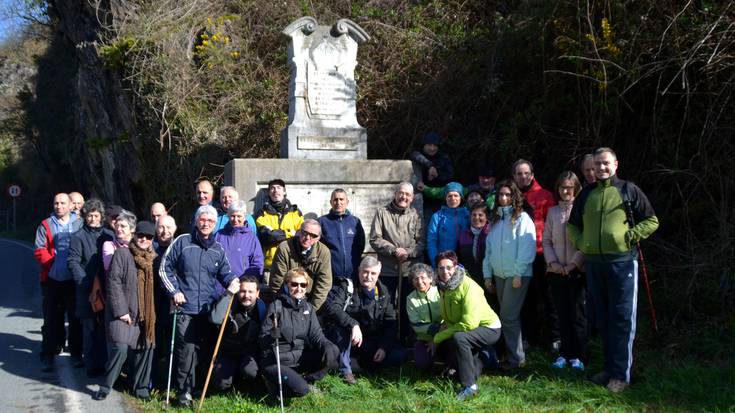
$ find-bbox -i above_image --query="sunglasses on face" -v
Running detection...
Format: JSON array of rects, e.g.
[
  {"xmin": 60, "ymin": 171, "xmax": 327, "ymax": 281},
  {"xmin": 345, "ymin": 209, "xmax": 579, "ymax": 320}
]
[
  {"xmin": 301, "ymin": 231, "xmax": 320, "ymax": 239},
  {"xmin": 289, "ymin": 281, "xmax": 308, "ymax": 288},
  {"xmin": 136, "ymin": 234, "xmax": 154, "ymax": 240}
]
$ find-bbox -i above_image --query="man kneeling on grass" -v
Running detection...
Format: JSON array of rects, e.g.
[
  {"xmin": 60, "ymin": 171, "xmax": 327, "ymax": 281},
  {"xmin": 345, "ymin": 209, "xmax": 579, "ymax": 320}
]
[
  {"xmin": 322, "ymin": 256, "xmax": 407, "ymax": 385},
  {"xmin": 209, "ymin": 275, "xmax": 266, "ymax": 391}
]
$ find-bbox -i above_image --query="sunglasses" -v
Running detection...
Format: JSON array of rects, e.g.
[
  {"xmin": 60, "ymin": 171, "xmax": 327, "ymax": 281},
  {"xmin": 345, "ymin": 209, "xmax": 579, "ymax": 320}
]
[
  {"xmin": 301, "ymin": 231, "xmax": 320, "ymax": 239},
  {"xmin": 136, "ymin": 234, "xmax": 154, "ymax": 240},
  {"xmin": 289, "ymin": 281, "xmax": 308, "ymax": 288}
]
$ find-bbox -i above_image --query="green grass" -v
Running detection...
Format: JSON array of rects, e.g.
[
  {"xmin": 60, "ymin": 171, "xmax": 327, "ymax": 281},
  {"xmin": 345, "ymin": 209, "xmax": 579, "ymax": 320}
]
[{"xmin": 132, "ymin": 344, "xmax": 735, "ymax": 413}]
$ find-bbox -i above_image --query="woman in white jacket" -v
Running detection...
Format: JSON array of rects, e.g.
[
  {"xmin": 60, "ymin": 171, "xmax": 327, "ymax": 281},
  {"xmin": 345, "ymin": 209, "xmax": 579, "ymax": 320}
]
[{"xmin": 482, "ymin": 180, "xmax": 536, "ymax": 369}]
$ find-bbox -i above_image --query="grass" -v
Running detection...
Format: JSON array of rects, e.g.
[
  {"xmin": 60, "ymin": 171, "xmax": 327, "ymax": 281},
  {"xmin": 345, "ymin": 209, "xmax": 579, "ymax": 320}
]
[{"xmin": 133, "ymin": 342, "xmax": 735, "ymax": 413}]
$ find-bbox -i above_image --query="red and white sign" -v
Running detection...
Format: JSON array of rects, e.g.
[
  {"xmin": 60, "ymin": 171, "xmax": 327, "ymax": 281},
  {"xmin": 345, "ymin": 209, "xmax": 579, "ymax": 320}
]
[{"xmin": 7, "ymin": 184, "xmax": 21, "ymax": 198}]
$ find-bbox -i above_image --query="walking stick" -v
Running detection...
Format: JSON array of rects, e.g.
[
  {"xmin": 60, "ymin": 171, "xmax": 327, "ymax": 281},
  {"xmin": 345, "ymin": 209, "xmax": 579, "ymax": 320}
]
[
  {"xmin": 623, "ymin": 198, "xmax": 659, "ymax": 332},
  {"xmin": 197, "ymin": 293, "xmax": 236, "ymax": 413},
  {"xmin": 273, "ymin": 312, "xmax": 285, "ymax": 413},
  {"xmin": 164, "ymin": 307, "xmax": 179, "ymax": 410}
]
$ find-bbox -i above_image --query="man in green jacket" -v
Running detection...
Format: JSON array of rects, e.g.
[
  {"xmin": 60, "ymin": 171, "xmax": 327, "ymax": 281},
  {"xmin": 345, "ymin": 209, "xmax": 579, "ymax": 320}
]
[{"xmin": 568, "ymin": 147, "xmax": 659, "ymax": 393}]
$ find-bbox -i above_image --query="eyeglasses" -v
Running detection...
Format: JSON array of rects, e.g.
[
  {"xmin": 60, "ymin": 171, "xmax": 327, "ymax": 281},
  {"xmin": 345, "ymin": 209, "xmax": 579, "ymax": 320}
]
[
  {"xmin": 301, "ymin": 231, "xmax": 320, "ymax": 239},
  {"xmin": 437, "ymin": 265, "xmax": 454, "ymax": 271},
  {"xmin": 136, "ymin": 234, "xmax": 154, "ymax": 240},
  {"xmin": 198, "ymin": 218, "xmax": 216, "ymax": 225},
  {"xmin": 289, "ymin": 281, "xmax": 308, "ymax": 288}
]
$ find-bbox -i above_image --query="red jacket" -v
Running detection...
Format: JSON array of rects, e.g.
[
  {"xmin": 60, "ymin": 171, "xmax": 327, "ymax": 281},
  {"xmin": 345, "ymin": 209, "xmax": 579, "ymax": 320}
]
[
  {"xmin": 524, "ymin": 180, "xmax": 556, "ymax": 254},
  {"xmin": 33, "ymin": 218, "xmax": 55, "ymax": 283}
]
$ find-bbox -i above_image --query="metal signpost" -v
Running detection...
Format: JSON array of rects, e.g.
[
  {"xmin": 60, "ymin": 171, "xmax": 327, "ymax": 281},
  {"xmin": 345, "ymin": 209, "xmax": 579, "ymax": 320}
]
[{"xmin": 7, "ymin": 184, "xmax": 20, "ymax": 231}]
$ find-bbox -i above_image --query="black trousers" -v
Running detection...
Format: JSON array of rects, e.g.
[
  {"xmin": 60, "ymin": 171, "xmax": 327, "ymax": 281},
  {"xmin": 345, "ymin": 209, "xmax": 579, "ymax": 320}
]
[
  {"xmin": 262, "ymin": 342, "xmax": 338, "ymax": 398},
  {"xmin": 548, "ymin": 272, "xmax": 588, "ymax": 362},
  {"xmin": 40, "ymin": 279, "xmax": 82, "ymax": 359},
  {"xmin": 173, "ymin": 313, "xmax": 210, "ymax": 394},
  {"xmin": 380, "ymin": 276, "xmax": 413, "ymax": 344},
  {"xmin": 211, "ymin": 353, "xmax": 259, "ymax": 390},
  {"xmin": 437, "ymin": 326, "xmax": 501, "ymax": 387},
  {"xmin": 521, "ymin": 254, "xmax": 560, "ymax": 346}
]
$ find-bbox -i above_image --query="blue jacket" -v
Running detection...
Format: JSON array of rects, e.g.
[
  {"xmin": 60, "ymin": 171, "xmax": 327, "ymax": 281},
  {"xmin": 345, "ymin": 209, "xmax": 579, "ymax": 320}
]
[
  {"xmin": 482, "ymin": 206, "xmax": 536, "ymax": 279},
  {"xmin": 426, "ymin": 206, "xmax": 470, "ymax": 266},
  {"xmin": 215, "ymin": 223, "xmax": 264, "ymax": 281},
  {"xmin": 317, "ymin": 210, "xmax": 365, "ymax": 279},
  {"xmin": 158, "ymin": 230, "xmax": 236, "ymax": 315}
]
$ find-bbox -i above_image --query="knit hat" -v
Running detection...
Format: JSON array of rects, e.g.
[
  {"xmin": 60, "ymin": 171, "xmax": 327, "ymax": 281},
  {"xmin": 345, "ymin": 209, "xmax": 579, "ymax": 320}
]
[
  {"xmin": 107, "ymin": 205, "xmax": 123, "ymax": 219},
  {"xmin": 268, "ymin": 178, "xmax": 286, "ymax": 189},
  {"xmin": 422, "ymin": 132, "xmax": 441, "ymax": 145},
  {"xmin": 135, "ymin": 221, "xmax": 156, "ymax": 237},
  {"xmin": 444, "ymin": 182, "xmax": 464, "ymax": 198}
]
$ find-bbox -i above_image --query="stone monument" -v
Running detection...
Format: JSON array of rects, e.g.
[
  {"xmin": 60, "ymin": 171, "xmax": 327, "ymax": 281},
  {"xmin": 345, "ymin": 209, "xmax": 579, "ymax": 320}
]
[
  {"xmin": 280, "ymin": 17, "xmax": 369, "ymax": 159},
  {"xmin": 225, "ymin": 17, "xmax": 420, "ymax": 249}
]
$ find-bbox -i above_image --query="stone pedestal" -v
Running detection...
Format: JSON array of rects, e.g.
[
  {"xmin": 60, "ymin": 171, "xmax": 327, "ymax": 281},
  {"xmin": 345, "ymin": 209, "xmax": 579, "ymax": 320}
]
[
  {"xmin": 224, "ymin": 159, "xmax": 422, "ymax": 250},
  {"xmin": 280, "ymin": 17, "xmax": 370, "ymax": 160}
]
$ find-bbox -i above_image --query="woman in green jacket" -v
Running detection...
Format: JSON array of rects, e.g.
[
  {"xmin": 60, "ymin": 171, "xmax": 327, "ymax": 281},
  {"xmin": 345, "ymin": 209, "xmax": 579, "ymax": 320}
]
[
  {"xmin": 433, "ymin": 250, "xmax": 501, "ymax": 401},
  {"xmin": 406, "ymin": 263, "xmax": 441, "ymax": 372}
]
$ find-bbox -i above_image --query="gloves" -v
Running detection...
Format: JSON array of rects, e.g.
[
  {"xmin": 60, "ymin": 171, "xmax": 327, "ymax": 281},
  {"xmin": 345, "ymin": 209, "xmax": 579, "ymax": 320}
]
[
  {"xmin": 427, "ymin": 323, "xmax": 440, "ymax": 337},
  {"xmin": 270, "ymin": 326, "xmax": 281, "ymax": 340}
]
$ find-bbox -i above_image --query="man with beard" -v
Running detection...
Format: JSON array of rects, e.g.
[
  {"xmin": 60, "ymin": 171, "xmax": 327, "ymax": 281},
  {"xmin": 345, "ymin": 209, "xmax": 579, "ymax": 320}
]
[{"xmin": 209, "ymin": 275, "xmax": 266, "ymax": 390}]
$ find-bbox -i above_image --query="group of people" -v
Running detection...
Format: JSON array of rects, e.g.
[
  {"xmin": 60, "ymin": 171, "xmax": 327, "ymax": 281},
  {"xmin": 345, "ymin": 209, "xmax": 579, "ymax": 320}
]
[{"xmin": 33, "ymin": 143, "xmax": 658, "ymax": 405}]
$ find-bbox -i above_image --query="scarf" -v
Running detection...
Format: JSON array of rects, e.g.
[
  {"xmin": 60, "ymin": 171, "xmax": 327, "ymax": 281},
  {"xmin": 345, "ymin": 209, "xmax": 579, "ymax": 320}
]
[
  {"xmin": 558, "ymin": 200, "xmax": 573, "ymax": 224},
  {"xmin": 129, "ymin": 241, "xmax": 157, "ymax": 346},
  {"xmin": 470, "ymin": 226, "xmax": 482, "ymax": 260},
  {"xmin": 436, "ymin": 265, "xmax": 465, "ymax": 291}
]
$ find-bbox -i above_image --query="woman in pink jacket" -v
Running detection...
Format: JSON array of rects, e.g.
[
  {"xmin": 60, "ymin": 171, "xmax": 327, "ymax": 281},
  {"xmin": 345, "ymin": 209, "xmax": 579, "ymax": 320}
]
[{"xmin": 543, "ymin": 171, "xmax": 587, "ymax": 370}]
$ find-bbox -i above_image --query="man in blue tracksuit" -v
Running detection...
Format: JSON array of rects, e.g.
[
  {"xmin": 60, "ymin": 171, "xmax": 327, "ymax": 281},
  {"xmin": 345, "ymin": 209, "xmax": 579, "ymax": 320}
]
[
  {"xmin": 158, "ymin": 205, "xmax": 239, "ymax": 406},
  {"xmin": 568, "ymin": 147, "xmax": 659, "ymax": 393},
  {"xmin": 317, "ymin": 189, "xmax": 366, "ymax": 280}
]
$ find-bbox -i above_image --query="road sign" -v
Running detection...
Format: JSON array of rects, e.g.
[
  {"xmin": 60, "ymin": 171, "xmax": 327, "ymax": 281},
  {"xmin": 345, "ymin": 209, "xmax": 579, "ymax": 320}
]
[{"xmin": 7, "ymin": 184, "xmax": 21, "ymax": 198}]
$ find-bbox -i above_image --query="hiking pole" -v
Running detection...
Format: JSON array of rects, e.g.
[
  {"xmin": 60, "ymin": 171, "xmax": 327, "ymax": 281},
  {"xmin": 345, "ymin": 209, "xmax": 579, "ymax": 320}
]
[
  {"xmin": 623, "ymin": 200, "xmax": 659, "ymax": 332},
  {"xmin": 164, "ymin": 306, "xmax": 179, "ymax": 410},
  {"xmin": 197, "ymin": 293, "xmax": 236, "ymax": 413},
  {"xmin": 396, "ymin": 263, "xmax": 403, "ymax": 342},
  {"xmin": 272, "ymin": 312, "xmax": 285, "ymax": 413}
]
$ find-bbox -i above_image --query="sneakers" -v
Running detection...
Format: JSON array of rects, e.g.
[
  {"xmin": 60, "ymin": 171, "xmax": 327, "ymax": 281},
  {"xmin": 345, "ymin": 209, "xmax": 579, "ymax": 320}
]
[
  {"xmin": 551, "ymin": 356, "xmax": 567, "ymax": 369},
  {"xmin": 569, "ymin": 359, "xmax": 585, "ymax": 371},
  {"xmin": 343, "ymin": 373, "xmax": 357, "ymax": 385},
  {"xmin": 606, "ymin": 379, "xmax": 629, "ymax": 393},
  {"xmin": 591, "ymin": 371, "xmax": 610, "ymax": 386},
  {"xmin": 178, "ymin": 391, "xmax": 193, "ymax": 407},
  {"xmin": 456, "ymin": 384, "xmax": 478, "ymax": 401}
]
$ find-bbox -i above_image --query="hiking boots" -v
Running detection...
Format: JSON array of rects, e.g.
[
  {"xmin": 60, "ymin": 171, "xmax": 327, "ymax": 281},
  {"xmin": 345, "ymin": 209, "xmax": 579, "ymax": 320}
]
[
  {"xmin": 606, "ymin": 379, "xmax": 629, "ymax": 393},
  {"xmin": 343, "ymin": 373, "xmax": 357, "ymax": 385},
  {"xmin": 591, "ymin": 371, "xmax": 610, "ymax": 386}
]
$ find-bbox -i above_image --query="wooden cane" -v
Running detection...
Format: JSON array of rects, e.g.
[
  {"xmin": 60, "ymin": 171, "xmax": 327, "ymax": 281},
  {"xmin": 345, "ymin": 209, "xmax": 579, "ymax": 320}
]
[{"xmin": 197, "ymin": 292, "xmax": 236, "ymax": 413}]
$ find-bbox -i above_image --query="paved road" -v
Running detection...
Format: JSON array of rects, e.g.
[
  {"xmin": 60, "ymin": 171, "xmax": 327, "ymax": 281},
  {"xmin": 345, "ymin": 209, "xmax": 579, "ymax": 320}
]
[{"xmin": 0, "ymin": 238, "xmax": 132, "ymax": 413}]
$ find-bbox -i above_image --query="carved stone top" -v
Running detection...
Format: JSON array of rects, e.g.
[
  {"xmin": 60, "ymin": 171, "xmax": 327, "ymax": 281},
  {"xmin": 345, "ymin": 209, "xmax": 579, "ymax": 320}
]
[{"xmin": 280, "ymin": 17, "xmax": 370, "ymax": 160}]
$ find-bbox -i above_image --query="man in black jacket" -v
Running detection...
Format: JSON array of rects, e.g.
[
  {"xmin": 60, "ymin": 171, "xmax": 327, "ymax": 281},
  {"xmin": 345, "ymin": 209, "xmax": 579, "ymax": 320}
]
[
  {"xmin": 209, "ymin": 276, "xmax": 265, "ymax": 390},
  {"xmin": 322, "ymin": 256, "xmax": 407, "ymax": 385}
]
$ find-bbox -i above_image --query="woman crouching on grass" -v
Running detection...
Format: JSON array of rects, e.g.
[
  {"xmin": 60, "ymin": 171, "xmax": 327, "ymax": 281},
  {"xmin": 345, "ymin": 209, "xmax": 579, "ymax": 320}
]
[
  {"xmin": 259, "ymin": 268, "xmax": 338, "ymax": 400},
  {"xmin": 432, "ymin": 251, "xmax": 502, "ymax": 401},
  {"xmin": 95, "ymin": 221, "xmax": 157, "ymax": 401}
]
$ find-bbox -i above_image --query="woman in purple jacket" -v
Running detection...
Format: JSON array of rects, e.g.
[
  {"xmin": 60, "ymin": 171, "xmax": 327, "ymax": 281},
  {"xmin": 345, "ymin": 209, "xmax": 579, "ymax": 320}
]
[{"xmin": 215, "ymin": 200, "xmax": 265, "ymax": 281}]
